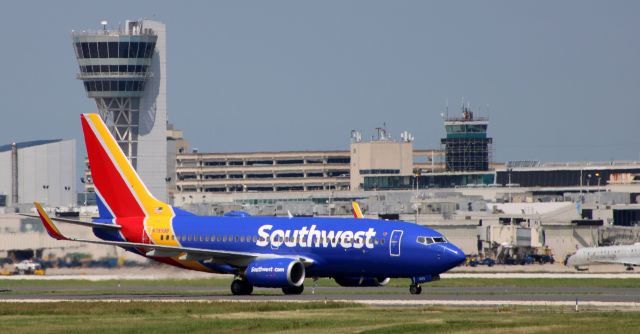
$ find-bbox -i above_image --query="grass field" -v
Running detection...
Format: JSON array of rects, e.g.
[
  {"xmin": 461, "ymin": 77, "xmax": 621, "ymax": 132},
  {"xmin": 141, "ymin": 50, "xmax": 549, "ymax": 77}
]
[{"xmin": 0, "ymin": 301, "xmax": 639, "ymax": 334}]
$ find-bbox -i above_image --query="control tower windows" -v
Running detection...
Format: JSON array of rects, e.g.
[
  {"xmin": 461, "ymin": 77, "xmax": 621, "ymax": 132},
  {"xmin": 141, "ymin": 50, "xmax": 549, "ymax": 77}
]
[
  {"xmin": 75, "ymin": 42, "xmax": 156, "ymax": 59},
  {"xmin": 88, "ymin": 43, "xmax": 98, "ymax": 58},
  {"xmin": 83, "ymin": 80, "xmax": 146, "ymax": 92},
  {"xmin": 108, "ymin": 42, "xmax": 118, "ymax": 58}
]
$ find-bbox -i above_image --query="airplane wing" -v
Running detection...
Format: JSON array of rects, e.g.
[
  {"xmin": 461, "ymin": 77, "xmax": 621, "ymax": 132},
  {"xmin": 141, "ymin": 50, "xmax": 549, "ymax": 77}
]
[
  {"xmin": 22, "ymin": 204, "xmax": 121, "ymax": 231},
  {"xmin": 34, "ymin": 202, "xmax": 314, "ymax": 268},
  {"xmin": 351, "ymin": 201, "xmax": 364, "ymax": 219}
]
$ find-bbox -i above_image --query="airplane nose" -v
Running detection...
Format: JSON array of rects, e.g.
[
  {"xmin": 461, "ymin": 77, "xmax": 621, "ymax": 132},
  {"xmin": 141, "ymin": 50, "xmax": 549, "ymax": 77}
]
[{"xmin": 442, "ymin": 244, "xmax": 466, "ymax": 269}]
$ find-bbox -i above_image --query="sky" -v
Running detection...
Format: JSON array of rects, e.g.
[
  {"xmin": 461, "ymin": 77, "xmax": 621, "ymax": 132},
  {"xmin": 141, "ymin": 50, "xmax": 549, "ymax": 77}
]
[{"xmin": 0, "ymin": 1, "xmax": 638, "ymax": 165}]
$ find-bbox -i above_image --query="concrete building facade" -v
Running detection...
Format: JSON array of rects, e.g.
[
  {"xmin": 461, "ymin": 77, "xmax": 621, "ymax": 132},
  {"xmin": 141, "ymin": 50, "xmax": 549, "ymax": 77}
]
[{"xmin": 0, "ymin": 140, "xmax": 76, "ymax": 207}]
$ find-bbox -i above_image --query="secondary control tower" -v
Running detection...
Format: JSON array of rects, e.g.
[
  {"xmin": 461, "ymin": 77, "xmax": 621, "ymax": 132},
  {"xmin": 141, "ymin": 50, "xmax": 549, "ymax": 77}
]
[
  {"xmin": 72, "ymin": 20, "xmax": 167, "ymax": 201},
  {"xmin": 441, "ymin": 105, "xmax": 492, "ymax": 172}
]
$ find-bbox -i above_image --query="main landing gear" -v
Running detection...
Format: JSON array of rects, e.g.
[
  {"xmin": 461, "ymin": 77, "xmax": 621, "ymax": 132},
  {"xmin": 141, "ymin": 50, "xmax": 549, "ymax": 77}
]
[
  {"xmin": 409, "ymin": 284, "xmax": 422, "ymax": 295},
  {"xmin": 282, "ymin": 284, "xmax": 304, "ymax": 295},
  {"xmin": 231, "ymin": 278, "xmax": 253, "ymax": 295}
]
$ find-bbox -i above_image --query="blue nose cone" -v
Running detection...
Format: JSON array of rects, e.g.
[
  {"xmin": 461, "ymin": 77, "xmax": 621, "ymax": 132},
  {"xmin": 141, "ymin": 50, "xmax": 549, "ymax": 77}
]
[{"xmin": 442, "ymin": 244, "xmax": 466, "ymax": 270}]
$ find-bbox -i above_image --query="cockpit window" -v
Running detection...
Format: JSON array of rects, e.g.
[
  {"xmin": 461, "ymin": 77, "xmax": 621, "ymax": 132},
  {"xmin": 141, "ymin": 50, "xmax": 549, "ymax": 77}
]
[{"xmin": 417, "ymin": 236, "xmax": 447, "ymax": 245}]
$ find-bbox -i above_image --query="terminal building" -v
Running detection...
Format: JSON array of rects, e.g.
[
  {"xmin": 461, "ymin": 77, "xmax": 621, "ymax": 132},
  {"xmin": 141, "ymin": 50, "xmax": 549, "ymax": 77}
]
[
  {"xmin": 72, "ymin": 19, "xmax": 168, "ymax": 201},
  {"xmin": 173, "ymin": 125, "xmax": 443, "ymax": 203}
]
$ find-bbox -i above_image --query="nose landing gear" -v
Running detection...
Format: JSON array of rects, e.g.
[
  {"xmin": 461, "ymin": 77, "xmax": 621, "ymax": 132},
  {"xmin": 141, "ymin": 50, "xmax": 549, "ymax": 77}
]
[{"xmin": 409, "ymin": 284, "xmax": 422, "ymax": 295}]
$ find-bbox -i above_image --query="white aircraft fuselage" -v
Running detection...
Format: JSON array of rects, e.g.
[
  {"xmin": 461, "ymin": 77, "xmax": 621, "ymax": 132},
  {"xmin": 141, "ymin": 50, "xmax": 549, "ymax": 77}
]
[{"xmin": 566, "ymin": 243, "xmax": 640, "ymax": 269}]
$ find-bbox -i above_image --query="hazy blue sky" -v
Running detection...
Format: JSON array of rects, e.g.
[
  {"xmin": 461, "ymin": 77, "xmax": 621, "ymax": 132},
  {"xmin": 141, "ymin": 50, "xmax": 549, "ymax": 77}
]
[{"xmin": 0, "ymin": 1, "xmax": 638, "ymax": 163}]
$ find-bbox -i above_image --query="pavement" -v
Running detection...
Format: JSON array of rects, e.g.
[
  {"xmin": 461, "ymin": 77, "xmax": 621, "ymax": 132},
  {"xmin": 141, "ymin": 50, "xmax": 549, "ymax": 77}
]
[{"xmin": 3, "ymin": 264, "xmax": 640, "ymax": 310}]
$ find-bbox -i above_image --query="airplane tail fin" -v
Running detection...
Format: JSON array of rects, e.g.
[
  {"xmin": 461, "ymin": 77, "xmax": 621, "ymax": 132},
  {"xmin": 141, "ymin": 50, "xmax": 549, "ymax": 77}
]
[
  {"xmin": 352, "ymin": 201, "xmax": 364, "ymax": 219},
  {"xmin": 80, "ymin": 114, "xmax": 171, "ymax": 219}
]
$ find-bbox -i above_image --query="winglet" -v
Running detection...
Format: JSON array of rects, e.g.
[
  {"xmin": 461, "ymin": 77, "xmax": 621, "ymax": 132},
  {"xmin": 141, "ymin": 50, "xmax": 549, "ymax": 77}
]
[
  {"xmin": 352, "ymin": 201, "xmax": 364, "ymax": 219},
  {"xmin": 34, "ymin": 202, "xmax": 68, "ymax": 240}
]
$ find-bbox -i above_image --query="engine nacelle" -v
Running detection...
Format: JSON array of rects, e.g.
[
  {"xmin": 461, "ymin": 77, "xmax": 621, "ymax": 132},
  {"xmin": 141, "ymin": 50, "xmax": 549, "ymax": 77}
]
[
  {"xmin": 244, "ymin": 258, "xmax": 305, "ymax": 288},
  {"xmin": 334, "ymin": 276, "xmax": 391, "ymax": 287}
]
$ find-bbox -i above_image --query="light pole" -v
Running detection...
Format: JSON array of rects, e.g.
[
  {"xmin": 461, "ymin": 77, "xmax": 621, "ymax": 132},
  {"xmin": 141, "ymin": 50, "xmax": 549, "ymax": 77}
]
[
  {"xmin": 42, "ymin": 185, "xmax": 49, "ymax": 205},
  {"xmin": 595, "ymin": 172, "xmax": 601, "ymax": 205},
  {"xmin": 80, "ymin": 177, "xmax": 87, "ymax": 207},
  {"xmin": 507, "ymin": 168, "xmax": 513, "ymax": 202},
  {"xmin": 64, "ymin": 186, "xmax": 71, "ymax": 207}
]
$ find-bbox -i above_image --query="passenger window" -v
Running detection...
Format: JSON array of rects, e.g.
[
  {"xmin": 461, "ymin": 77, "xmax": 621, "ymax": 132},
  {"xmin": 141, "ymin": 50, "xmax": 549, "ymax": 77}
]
[
  {"xmin": 381, "ymin": 239, "xmax": 385, "ymax": 245},
  {"xmin": 205, "ymin": 236, "xmax": 210, "ymax": 242},
  {"xmin": 253, "ymin": 236, "xmax": 258, "ymax": 242},
  {"xmin": 241, "ymin": 236, "xmax": 245, "ymax": 242},
  {"xmin": 222, "ymin": 236, "xmax": 227, "ymax": 242},
  {"xmin": 160, "ymin": 235, "xmax": 164, "ymax": 241},
  {"xmin": 187, "ymin": 235, "xmax": 192, "ymax": 242},
  {"xmin": 199, "ymin": 235, "xmax": 204, "ymax": 242}
]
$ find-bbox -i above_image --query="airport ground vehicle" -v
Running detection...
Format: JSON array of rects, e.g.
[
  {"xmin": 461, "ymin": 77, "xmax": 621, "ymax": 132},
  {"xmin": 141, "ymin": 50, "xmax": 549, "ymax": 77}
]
[
  {"xmin": 14, "ymin": 260, "xmax": 45, "ymax": 275},
  {"xmin": 532, "ymin": 254, "xmax": 555, "ymax": 264},
  {"xmin": 468, "ymin": 256, "xmax": 495, "ymax": 267}
]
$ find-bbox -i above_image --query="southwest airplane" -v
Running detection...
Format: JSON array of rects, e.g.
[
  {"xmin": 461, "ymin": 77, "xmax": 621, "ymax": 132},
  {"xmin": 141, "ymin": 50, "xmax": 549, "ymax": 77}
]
[
  {"xmin": 565, "ymin": 244, "xmax": 640, "ymax": 271},
  {"xmin": 33, "ymin": 113, "xmax": 466, "ymax": 295}
]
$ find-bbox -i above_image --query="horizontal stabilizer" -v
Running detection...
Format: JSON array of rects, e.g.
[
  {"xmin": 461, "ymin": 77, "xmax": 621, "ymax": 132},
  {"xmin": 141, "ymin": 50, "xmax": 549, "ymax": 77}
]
[{"xmin": 21, "ymin": 212, "xmax": 121, "ymax": 230}]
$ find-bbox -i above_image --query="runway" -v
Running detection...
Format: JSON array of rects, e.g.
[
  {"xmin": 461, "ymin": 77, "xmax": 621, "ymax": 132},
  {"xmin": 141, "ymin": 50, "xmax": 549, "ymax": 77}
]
[{"xmin": 3, "ymin": 284, "xmax": 640, "ymax": 309}]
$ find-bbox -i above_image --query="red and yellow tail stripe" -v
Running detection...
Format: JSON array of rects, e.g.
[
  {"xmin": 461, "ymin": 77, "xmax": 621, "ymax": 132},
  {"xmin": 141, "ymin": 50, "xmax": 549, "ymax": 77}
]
[
  {"xmin": 352, "ymin": 201, "xmax": 364, "ymax": 219},
  {"xmin": 81, "ymin": 114, "xmax": 178, "ymax": 246},
  {"xmin": 34, "ymin": 202, "xmax": 67, "ymax": 240}
]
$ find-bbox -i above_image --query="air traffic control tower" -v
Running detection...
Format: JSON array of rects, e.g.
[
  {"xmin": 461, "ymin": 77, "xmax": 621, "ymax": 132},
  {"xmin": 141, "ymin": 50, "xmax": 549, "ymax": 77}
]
[
  {"xmin": 441, "ymin": 106, "xmax": 492, "ymax": 172},
  {"xmin": 72, "ymin": 20, "xmax": 168, "ymax": 201}
]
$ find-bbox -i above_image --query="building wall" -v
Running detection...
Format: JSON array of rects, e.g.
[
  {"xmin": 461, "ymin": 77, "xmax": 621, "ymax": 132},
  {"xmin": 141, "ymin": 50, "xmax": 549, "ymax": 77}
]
[
  {"xmin": 0, "ymin": 140, "xmax": 75, "ymax": 207},
  {"xmin": 350, "ymin": 141, "xmax": 414, "ymax": 190},
  {"xmin": 0, "ymin": 152, "xmax": 10, "ymax": 204},
  {"xmin": 175, "ymin": 151, "xmax": 352, "ymax": 195},
  {"xmin": 136, "ymin": 20, "xmax": 168, "ymax": 202}
]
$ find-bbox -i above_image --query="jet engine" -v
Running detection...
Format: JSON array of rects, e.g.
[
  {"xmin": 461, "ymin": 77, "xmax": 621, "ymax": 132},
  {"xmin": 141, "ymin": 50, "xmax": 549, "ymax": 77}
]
[{"xmin": 244, "ymin": 258, "xmax": 305, "ymax": 288}]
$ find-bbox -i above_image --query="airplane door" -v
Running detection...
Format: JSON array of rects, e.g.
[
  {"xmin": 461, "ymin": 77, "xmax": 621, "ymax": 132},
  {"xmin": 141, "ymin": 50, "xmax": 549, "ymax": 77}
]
[{"xmin": 389, "ymin": 230, "xmax": 403, "ymax": 257}]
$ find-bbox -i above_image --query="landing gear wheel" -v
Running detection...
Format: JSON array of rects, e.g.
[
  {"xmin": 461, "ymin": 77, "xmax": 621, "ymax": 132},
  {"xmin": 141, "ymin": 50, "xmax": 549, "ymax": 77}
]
[
  {"xmin": 231, "ymin": 279, "xmax": 253, "ymax": 295},
  {"xmin": 409, "ymin": 284, "xmax": 422, "ymax": 295},
  {"xmin": 282, "ymin": 284, "xmax": 304, "ymax": 295}
]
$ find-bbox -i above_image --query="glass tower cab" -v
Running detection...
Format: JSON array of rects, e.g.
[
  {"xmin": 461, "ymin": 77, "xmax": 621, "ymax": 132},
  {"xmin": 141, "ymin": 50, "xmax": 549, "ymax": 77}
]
[
  {"xmin": 441, "ymin": 106, "xmax": 492, "ymax": 172},
  {"xmin": 72, "ymin": 20, "xmax": 168, "ymax": 202}
]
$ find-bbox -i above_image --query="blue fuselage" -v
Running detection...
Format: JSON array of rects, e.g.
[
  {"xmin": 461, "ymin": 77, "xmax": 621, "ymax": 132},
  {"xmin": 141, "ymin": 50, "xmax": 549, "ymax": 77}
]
[{"xmin": 159, "ymin": 215, "xmax": 466, "ymax": 278}]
